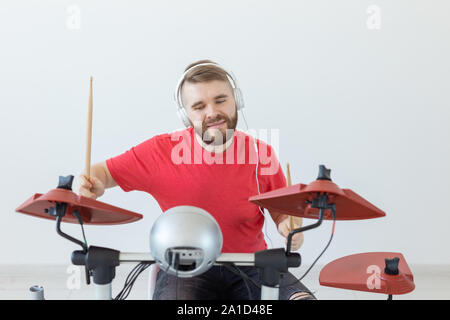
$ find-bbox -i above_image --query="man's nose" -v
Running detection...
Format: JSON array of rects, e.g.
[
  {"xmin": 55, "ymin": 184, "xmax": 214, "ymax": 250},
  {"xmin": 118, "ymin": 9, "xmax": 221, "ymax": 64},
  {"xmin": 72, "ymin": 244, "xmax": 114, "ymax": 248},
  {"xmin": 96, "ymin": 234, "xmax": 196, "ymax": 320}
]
[{"xmin": 204, "ymin": 103, "xmax": 220, "ymax": 119}]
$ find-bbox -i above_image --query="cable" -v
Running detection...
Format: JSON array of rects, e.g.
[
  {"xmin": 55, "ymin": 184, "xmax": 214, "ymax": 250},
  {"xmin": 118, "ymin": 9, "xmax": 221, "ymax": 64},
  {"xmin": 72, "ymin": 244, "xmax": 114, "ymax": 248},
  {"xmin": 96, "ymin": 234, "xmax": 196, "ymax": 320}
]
[
  {"xmin": 174, "ymin": 253, "xmax": 180, "ymax": 300},
  {"xmin": 239, "ymin": 268, "xmax": 253, "ymax": 300},
  {"xmin": 297, "ymin": 218, "xmax": 335, "ymax": 282},
  {"xmin": 114, "ymin": 262, "xmax": 152, "ymax": 300},
  {"xmin": 222, "ymin": 263, "xmax": 261, "ymax": 289},
  {"xmin": 73, "ymin": 211, "xmax": 88, "ymax": 248},
  {"xmin": 279, "ymin": 215, "xmax": 336, "ymax": 289},
  {"xmin": 80, "ymin": 224, "xmax": 88, "ymax": 248},
  {"xmin": 176, "ymin": 268, "xmax": 179, "ymax": 300},
  {"xmin": 124, "ymin": 263, "xmax": 150, "ymax": 299},
  {"xmin": 115, "ymin": 263, "xmax": 149, "ymax": 300},
  {"xmin": 220, "ymin": 262, "xmax": 258, "ymax": 300},
  {"xmin": 241, "ymin": 109, "xmax": 274, "ymax": 249}
]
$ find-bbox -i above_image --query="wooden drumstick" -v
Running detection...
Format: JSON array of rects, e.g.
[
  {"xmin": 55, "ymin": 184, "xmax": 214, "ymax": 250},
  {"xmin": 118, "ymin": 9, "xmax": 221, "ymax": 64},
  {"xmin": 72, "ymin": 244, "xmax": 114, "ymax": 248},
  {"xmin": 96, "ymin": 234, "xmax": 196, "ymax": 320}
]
[
  {"xmin": 85, "ymin": 76, "xmax": 93, "ymax": 180},
  {"xmin": 286, "ymin": 163, "xmax": 292, "ymax": 186},
  {"xmin": 286, "ymin": 163, "xmax": 295, "ymax": 230}
]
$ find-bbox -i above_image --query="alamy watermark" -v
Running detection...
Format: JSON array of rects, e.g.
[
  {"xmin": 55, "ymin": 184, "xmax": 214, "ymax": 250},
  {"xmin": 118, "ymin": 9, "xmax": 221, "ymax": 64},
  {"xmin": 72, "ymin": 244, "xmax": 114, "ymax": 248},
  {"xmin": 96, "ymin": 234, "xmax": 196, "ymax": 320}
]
[
  {"xmin": 366, "ymin": 5, "xmax": 382, "ymax": 30},
  {"xmin": 169, "ymin": 128, "xmax": 281, "ymax": 176},
  {"xmin": 366, "ymin": 264, "xmax": 382, "ymax": 290},
  {"xmin": 66, "ymin": 5, "xmax": 81, "ymax": 30},
  {"xmin": 66, "ymin": 265, "xmax": 81, "ymax": 290}
]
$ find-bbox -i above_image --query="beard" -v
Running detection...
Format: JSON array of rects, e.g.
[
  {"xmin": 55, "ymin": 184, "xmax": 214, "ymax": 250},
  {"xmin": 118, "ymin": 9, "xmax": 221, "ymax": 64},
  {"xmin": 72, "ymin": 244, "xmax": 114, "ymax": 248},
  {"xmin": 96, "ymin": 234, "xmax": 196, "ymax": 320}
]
[{"xmin": 193, "ymin": 110, "xmax": 238, "ymax": 146}]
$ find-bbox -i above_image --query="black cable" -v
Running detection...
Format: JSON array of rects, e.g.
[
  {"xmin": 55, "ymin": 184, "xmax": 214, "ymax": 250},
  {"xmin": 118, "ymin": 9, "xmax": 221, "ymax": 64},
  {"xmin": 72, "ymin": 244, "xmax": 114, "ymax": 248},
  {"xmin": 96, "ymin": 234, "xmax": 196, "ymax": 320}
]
[
  {"xmin": 220, "ymin": 263, "xmax": 257, "ymax": 287},
  {"xmin": 278, "ymin": 216, "xmax": 336, "ymax": 289},
  {"xmin": 236, "ymin": 267, "xmax": 253, "ymax": 300},
  {"xmin": 122, "ymin": 264, "xmax": 145, "ymax": 296},
  {"xmin": 220, "ymin": 262, "xmax": 259, "ymax": 300},
  {"xmin": 174, "ymin": 253, "xmax": 180, "ymax": 301},
  {"xmin": 115, "ymin": 263, "xmax": 143, "ymax": 300},
  {"xmin": 73, "ymin": 210, "xmax": 88, "ymax": 249},
  {"xmin": 80, "ymin": 225, "xmax": 88, "ymax": 247},
  {"xmin": 122, "ymin": 263, "xmax": 150, "ymax": 299},
  {"xmin": 220, "ymin": 263, "xmax": 252, "ymax": 299},
  {"xmin": 224, "ymin": 263, "xmax": 253, "ymax": 300},
  {"xmin": 114, "ymin": 262, "xmax": 151, "ymax": 300},
  {"xmin": 176, "ymin": 268, "xmax": 179, "ymax": 300}
]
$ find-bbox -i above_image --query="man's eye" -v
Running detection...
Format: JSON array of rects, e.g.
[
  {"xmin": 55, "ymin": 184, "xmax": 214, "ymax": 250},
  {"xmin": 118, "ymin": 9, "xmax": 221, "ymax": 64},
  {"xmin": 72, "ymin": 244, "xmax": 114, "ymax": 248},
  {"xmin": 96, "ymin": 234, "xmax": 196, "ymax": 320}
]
[
  {"xmin": 216, "ymin": 100, "xmax": 225, "ymax": 104},
  {"xmin": 194, "ymin": 105, "xmax": 205, "ymax": 110}
]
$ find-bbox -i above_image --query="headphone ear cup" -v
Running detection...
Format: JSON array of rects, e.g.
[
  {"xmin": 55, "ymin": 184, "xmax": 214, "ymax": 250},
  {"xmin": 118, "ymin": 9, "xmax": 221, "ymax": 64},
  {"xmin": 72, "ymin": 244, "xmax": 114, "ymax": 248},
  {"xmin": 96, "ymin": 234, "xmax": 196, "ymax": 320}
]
[
  {"xmin": 177, "ymin": 107, "xmax": 191, "ymax": 128},
  {"xmin": 234, "ymin": 88, "xmax": 245, "ymax": 111}
]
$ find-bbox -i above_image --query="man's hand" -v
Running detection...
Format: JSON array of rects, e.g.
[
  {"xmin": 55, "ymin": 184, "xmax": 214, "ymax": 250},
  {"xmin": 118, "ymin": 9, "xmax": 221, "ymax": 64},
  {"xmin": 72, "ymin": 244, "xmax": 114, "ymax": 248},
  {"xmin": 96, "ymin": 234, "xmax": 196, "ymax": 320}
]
[
  {"xmin": 277, "ymin": 216, "xmax": 304, "ymax": 251},
  {"xmin": 76, "ymin": 174, "xmax": 105, "ymax": 199}
]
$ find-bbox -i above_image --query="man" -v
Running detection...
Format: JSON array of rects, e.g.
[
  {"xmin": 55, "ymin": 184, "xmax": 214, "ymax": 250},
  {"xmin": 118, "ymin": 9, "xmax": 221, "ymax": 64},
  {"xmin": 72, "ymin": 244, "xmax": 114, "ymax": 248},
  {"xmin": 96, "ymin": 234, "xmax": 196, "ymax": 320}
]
[{"xmin": 77, "ymin": 60, "xmax": 315, "ymax": 300}]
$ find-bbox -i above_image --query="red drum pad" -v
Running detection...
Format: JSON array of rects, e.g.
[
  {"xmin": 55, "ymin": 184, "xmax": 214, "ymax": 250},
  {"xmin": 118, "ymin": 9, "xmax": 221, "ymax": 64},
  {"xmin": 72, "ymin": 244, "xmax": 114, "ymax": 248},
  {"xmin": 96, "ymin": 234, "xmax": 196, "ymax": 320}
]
[
  {"xmin": 16, "ymin": 188, "xmax": 142, "ymax": 225},
  {"xmin": 249, "ymin": 180, "xmax": 385, "ymax": 220},
  {"xmin": 319, "ymin": 252, "xmax": 415, "ymax": 295}
]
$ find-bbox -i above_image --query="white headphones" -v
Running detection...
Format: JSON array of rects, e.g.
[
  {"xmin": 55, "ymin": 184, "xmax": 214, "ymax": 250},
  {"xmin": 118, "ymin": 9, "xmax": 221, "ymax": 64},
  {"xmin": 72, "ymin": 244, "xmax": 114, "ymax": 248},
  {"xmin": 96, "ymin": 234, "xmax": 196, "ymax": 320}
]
[{"xmin": 174, "ymin": 62, "xmax": 245, "ymax": 127}]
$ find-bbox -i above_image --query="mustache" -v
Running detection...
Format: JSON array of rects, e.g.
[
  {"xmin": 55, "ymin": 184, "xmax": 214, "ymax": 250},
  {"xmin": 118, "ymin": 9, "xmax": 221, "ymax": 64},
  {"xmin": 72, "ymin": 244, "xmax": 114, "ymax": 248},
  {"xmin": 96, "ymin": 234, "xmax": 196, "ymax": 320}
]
[
  {"xmin": 205, "ymin": 116, "xmax": 228, "ymax": 127},
  {"xmin": 203, "ymin": 116, "xmax": 230, "ymax": 131}
]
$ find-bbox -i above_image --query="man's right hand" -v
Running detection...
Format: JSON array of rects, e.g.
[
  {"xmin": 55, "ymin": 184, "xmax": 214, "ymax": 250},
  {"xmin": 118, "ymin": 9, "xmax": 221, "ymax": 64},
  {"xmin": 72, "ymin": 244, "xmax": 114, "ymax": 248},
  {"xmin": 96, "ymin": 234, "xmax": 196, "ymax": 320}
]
[{"xmin": 76, "ymin": 174, "xmax": 105, "ymax": 199}]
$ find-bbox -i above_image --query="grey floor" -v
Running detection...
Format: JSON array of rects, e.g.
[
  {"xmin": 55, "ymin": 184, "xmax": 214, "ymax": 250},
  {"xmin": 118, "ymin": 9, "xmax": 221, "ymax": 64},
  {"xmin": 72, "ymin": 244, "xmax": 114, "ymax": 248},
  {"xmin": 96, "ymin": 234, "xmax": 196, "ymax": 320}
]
[{"xmin": 0, "ymin": 264, "xmax": 448, "ymax": 300}]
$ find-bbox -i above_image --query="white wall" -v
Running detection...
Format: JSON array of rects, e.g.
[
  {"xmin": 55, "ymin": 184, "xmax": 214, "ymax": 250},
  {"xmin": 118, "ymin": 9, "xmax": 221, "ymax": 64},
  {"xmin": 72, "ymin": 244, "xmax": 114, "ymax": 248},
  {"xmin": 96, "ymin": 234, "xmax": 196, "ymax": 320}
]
[{"xmin": 1, "ymin": 0, "xmax": 449, "ymax": 267}]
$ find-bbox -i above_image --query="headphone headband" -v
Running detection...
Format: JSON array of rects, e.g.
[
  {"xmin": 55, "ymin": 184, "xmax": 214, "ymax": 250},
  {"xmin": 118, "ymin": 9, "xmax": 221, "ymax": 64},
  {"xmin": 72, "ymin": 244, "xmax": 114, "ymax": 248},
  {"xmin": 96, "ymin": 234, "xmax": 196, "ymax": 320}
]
[{"xmin": 174, "ymin": 62, "xmax": 241, "ymax": 108}]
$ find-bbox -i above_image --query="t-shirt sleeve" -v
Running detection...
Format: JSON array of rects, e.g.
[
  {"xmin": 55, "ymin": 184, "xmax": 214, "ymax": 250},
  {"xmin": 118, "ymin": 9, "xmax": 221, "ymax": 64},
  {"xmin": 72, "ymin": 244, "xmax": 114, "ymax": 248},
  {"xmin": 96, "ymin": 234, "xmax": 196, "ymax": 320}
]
[
  {"xmin": 257, "ymin": 142, "xmax": 287, "ymax": 193},
  {"xmin": 106, "ymin": 138, "xmax": 159, "ymax": 193}
]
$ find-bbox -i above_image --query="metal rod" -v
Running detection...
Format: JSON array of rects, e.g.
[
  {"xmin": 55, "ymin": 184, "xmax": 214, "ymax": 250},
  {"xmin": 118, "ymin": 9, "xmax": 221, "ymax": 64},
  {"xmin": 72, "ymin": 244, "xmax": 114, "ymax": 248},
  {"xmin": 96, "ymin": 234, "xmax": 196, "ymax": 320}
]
[
  {"xmin": 56, "ymin": 209, "xmax": 87, "ymax": 252},
  {"xmin": 94, "ymin": 283, "xmax": 112, "ymax": 300},
  {"xmin": 261, "ymin": 285, "xmax": 279, "ymax": 300},
  {"xmin": 119, "ymin": 252, "xmax": 255, "ymax": 266},
  {"xmin": 286, "ymin": 207, "xmax": 324, "ymax": 255}
]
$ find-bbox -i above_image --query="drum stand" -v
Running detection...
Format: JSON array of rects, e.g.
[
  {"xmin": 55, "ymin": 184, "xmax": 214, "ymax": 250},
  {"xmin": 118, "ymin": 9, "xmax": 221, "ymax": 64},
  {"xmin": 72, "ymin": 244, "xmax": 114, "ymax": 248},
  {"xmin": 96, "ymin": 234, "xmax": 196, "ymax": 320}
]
[{"xmin": 59, "ymin": 191, "xmax": 334, "ymax": 300}]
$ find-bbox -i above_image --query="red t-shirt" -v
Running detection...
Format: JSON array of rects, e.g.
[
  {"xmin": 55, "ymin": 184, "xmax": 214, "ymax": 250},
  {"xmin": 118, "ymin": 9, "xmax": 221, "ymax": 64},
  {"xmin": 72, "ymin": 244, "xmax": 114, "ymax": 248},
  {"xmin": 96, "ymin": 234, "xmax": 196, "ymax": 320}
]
[{"xmin": 106, "ymin": 127, "xmax": 286, "ymax": 253}]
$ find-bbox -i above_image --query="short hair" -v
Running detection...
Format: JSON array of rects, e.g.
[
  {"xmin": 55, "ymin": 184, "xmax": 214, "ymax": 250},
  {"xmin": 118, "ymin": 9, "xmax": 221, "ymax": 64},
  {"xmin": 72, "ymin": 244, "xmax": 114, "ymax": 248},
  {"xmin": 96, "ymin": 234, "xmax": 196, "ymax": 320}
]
[{"xmin": 180, "ymin": 59, "xmax": 230, "ymax": 93}]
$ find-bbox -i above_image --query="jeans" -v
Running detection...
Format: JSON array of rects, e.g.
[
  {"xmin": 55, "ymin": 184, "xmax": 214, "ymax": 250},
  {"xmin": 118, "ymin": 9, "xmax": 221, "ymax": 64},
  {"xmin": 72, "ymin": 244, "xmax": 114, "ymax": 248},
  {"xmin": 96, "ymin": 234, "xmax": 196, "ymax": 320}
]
[{"xmin": 153, "ymin": 265, "xmax": 316, "ymax": 300}]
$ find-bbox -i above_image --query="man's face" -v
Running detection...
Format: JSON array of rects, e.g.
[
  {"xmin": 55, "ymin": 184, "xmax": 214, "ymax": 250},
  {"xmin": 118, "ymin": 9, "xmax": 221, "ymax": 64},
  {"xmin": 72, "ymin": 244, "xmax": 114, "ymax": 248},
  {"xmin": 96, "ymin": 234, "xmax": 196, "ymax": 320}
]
[{"xmin": 181, "ymin": 80, "xmax": 238, "ymax": 146}]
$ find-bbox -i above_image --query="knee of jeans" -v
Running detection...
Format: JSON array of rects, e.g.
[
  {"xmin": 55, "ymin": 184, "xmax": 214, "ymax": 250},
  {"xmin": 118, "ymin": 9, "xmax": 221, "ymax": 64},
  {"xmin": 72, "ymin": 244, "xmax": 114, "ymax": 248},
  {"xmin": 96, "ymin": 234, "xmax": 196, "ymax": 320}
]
[{"xmin": 289, "ymin": 291, "xmax": 316, "ymax": 300}]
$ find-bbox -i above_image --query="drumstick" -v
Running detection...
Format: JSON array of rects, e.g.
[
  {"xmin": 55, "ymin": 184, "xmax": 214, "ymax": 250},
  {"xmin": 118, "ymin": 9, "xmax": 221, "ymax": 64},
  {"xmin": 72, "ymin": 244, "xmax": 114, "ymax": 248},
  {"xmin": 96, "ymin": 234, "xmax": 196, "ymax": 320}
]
[
  {"xmin": 286, "ymin": 163, "xmax": 295, "ymax": 230},
  {"xmin": 84, "ymin": 76, "xmax": 93, "ymax": 180}
]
